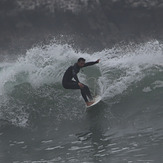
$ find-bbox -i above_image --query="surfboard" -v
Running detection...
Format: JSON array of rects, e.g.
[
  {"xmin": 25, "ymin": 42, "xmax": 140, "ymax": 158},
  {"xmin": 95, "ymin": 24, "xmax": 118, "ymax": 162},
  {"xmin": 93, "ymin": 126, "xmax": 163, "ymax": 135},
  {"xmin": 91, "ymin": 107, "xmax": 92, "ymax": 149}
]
[{"xmin": 86, "ymin": 95, "xmax": 102, "ymax": 109}]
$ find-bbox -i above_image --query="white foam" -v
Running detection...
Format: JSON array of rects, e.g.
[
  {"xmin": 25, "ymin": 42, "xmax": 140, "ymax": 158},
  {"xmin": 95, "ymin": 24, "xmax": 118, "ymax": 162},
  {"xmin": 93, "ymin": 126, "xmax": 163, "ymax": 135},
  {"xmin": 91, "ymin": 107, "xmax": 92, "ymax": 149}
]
[
  {"xmin": 93, "ymin": 40, "xmax": 163, "ymax": 100},
  {"xmin": 1, "ymin": 41, "xmax": 162, "ymax": 97},
  {"xmin": 0, "ymin": 40, "xmax": 162, "ymax": 127},
  {"xmin": 142, "ymin": 87, "xmax": 152, "ymax": 93},
  {"xmin": 152, "ymin": 80, "xmax": 163, "ymax": 89}
]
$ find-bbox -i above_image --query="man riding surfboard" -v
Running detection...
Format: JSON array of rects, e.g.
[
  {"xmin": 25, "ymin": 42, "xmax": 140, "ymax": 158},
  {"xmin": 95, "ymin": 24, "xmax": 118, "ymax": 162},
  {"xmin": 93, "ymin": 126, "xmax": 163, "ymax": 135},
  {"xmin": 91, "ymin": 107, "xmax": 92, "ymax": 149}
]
[{"xmin": 62, "ymin": 58, "xmax": 100, "ymax": 106}]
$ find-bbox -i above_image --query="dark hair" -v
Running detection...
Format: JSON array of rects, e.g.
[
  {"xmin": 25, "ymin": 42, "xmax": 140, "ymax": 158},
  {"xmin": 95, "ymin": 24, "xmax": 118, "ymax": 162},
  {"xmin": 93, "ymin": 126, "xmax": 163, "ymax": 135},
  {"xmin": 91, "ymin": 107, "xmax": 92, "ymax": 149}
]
[{"xmin": 78, "ymin": 58, "xmax": 85, "ymax": 62}]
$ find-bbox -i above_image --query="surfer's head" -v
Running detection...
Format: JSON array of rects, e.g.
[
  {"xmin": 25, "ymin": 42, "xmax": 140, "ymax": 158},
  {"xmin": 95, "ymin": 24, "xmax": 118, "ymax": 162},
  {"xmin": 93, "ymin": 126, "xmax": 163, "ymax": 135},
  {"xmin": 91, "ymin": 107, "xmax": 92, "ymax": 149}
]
[{"xmin": 77, "ymin": 58, "xmax": 85, "ymax": 67}]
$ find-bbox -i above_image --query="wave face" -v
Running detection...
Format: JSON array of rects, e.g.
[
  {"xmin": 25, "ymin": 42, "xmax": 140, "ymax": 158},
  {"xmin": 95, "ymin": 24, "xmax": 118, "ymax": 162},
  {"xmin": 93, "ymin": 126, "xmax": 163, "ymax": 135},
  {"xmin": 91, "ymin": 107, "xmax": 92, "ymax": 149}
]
[{"xmin": 0, "ymin": 40, "xmax": 163, "ymax": 162}]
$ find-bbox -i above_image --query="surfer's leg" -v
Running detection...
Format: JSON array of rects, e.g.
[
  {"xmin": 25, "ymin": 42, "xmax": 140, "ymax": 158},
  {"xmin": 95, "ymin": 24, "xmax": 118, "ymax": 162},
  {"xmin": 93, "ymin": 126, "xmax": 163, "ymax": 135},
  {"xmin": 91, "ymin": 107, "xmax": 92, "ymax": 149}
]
[
  {"xmin": 80, "ymin": 89, "xmax": 89, "ymax": 102},
  {"xmin": 64, "ymin": 81, "xmax": 89, "ymax": 102},
  {"xmin": 69, "ymin": 82, "xmax": 90, "ymax": 102},
  {"xmin": 82, "ymin": 85, "xmax": 93, "ymax": 101},
  {"xmin": 64, "ymin": 81, "xmax": 79, "ymax": 89},
  {"xmin": 80, "ymin": 88, "xmax": 94, "ymax": 106},
  {"xmin": 64, "ymin": 81, "xmax": 94, "ymax": 105}
]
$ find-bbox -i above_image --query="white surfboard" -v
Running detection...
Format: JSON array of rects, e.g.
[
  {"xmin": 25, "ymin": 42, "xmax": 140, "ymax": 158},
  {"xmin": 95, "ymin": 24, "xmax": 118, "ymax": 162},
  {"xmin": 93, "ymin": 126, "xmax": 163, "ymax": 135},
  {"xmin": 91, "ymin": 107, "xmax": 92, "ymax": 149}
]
[{"xmin": 86, "ymin": 95, "xmax": 102, "ymax": 109}]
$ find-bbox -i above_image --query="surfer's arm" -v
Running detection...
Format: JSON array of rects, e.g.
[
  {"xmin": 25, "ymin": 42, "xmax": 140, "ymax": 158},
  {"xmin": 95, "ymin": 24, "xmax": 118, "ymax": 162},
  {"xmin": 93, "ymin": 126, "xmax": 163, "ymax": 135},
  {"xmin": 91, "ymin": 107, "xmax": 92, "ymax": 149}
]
[
  {"xmin": 72, "ymin": 69, "xmax": 80, "ymax": 83},
  {"xmin": 72, "ymin": 69, "xmax": 84, "ymax": 88},
  {"xmin": 84, "ymin": 59, "xmax": 100, "ymax": 67}
]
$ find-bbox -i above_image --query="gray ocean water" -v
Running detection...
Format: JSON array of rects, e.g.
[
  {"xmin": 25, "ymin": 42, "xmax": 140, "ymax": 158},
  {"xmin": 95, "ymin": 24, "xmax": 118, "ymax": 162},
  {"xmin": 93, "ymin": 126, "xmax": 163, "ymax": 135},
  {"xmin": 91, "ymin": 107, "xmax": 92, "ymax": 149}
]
[
  {"xmin": 0, "ymin": 41, "xmax": 163, "ymax": 163},
  {"xmin": 1, "ymin": 1, "xmax": 163, "ymax": 163}
]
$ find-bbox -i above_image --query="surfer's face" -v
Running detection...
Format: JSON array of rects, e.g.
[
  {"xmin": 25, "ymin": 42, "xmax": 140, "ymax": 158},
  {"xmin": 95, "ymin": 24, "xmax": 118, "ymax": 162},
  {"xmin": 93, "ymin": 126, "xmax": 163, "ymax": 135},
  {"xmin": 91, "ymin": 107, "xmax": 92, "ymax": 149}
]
[{"xmin": 78, "ymin": 61, "xmax": 85, "ymax": 67}]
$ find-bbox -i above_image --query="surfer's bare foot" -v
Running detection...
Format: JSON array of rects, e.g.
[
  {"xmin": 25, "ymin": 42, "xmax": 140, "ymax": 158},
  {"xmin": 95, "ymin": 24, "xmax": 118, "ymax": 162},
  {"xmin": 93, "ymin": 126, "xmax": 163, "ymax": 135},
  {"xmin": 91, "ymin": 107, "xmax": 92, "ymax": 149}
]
[{"xmin": 86, "ymin": 101, "xmax": 94, "ymax": 106}]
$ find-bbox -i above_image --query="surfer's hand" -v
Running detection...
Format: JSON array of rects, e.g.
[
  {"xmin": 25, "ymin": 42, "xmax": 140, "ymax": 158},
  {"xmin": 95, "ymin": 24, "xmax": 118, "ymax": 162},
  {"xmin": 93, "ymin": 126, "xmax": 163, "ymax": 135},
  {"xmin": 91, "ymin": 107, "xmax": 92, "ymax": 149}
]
[
  {"xmin": 78, "ymin": 83, "xmax": 84, "ymax": 88},
  {"xmin": 96, "ymin": 59, "xmax": 100, "ymax": 63}
]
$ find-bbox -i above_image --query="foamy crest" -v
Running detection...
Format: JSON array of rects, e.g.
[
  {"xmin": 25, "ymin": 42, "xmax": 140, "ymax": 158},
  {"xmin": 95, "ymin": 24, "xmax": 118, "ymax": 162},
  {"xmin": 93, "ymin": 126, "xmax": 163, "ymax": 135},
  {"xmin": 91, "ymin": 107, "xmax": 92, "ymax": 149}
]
[{"xmin": 94, "ymin": 40, "xmax": 163, "ymax": 100}]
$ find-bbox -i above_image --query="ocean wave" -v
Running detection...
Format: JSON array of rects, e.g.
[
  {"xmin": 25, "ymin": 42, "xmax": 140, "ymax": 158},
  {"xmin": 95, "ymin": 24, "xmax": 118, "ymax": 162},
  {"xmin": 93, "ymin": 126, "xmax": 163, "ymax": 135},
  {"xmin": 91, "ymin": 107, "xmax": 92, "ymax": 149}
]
[{"xmin": 0, "ymin": 40, "xmax": 162, "ymax": 127}]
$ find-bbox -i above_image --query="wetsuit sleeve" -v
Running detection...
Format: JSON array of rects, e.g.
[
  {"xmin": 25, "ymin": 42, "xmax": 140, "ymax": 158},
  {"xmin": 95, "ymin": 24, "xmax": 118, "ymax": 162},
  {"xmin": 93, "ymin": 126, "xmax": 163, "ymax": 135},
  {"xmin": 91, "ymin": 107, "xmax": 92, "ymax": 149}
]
[
  {"xmin": 72, "ymin": 68, "xmax": 80, "ymax": 83},
  {"xmin": 83, "ymin": 61, "xmax": 98, "ymax": 67}
]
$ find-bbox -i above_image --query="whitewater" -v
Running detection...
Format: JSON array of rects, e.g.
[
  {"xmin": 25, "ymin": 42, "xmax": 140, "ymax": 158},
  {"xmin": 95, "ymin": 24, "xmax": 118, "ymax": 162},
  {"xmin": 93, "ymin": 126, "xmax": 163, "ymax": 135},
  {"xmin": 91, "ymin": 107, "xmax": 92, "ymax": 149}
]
[{"xmin": 0, "ymin": 40, "xmax": 163, "ymax": 162}]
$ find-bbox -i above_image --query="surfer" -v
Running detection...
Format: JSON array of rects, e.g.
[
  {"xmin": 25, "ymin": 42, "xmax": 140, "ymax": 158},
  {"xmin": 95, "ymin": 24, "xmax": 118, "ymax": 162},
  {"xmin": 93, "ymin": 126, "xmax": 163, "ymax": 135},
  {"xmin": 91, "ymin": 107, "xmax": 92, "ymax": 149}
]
[{"xmin": 62, "ymin": 58, "xmax": 100, "ymax": 106}]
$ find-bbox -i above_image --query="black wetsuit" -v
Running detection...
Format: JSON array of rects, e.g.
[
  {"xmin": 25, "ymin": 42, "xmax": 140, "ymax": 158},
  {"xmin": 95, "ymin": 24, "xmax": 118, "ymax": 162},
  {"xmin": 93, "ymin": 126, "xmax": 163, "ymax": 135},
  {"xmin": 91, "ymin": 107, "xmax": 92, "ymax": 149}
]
[{"xmin": 62, "ymin": 61, "xmax": 98, "ymax": 102}]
